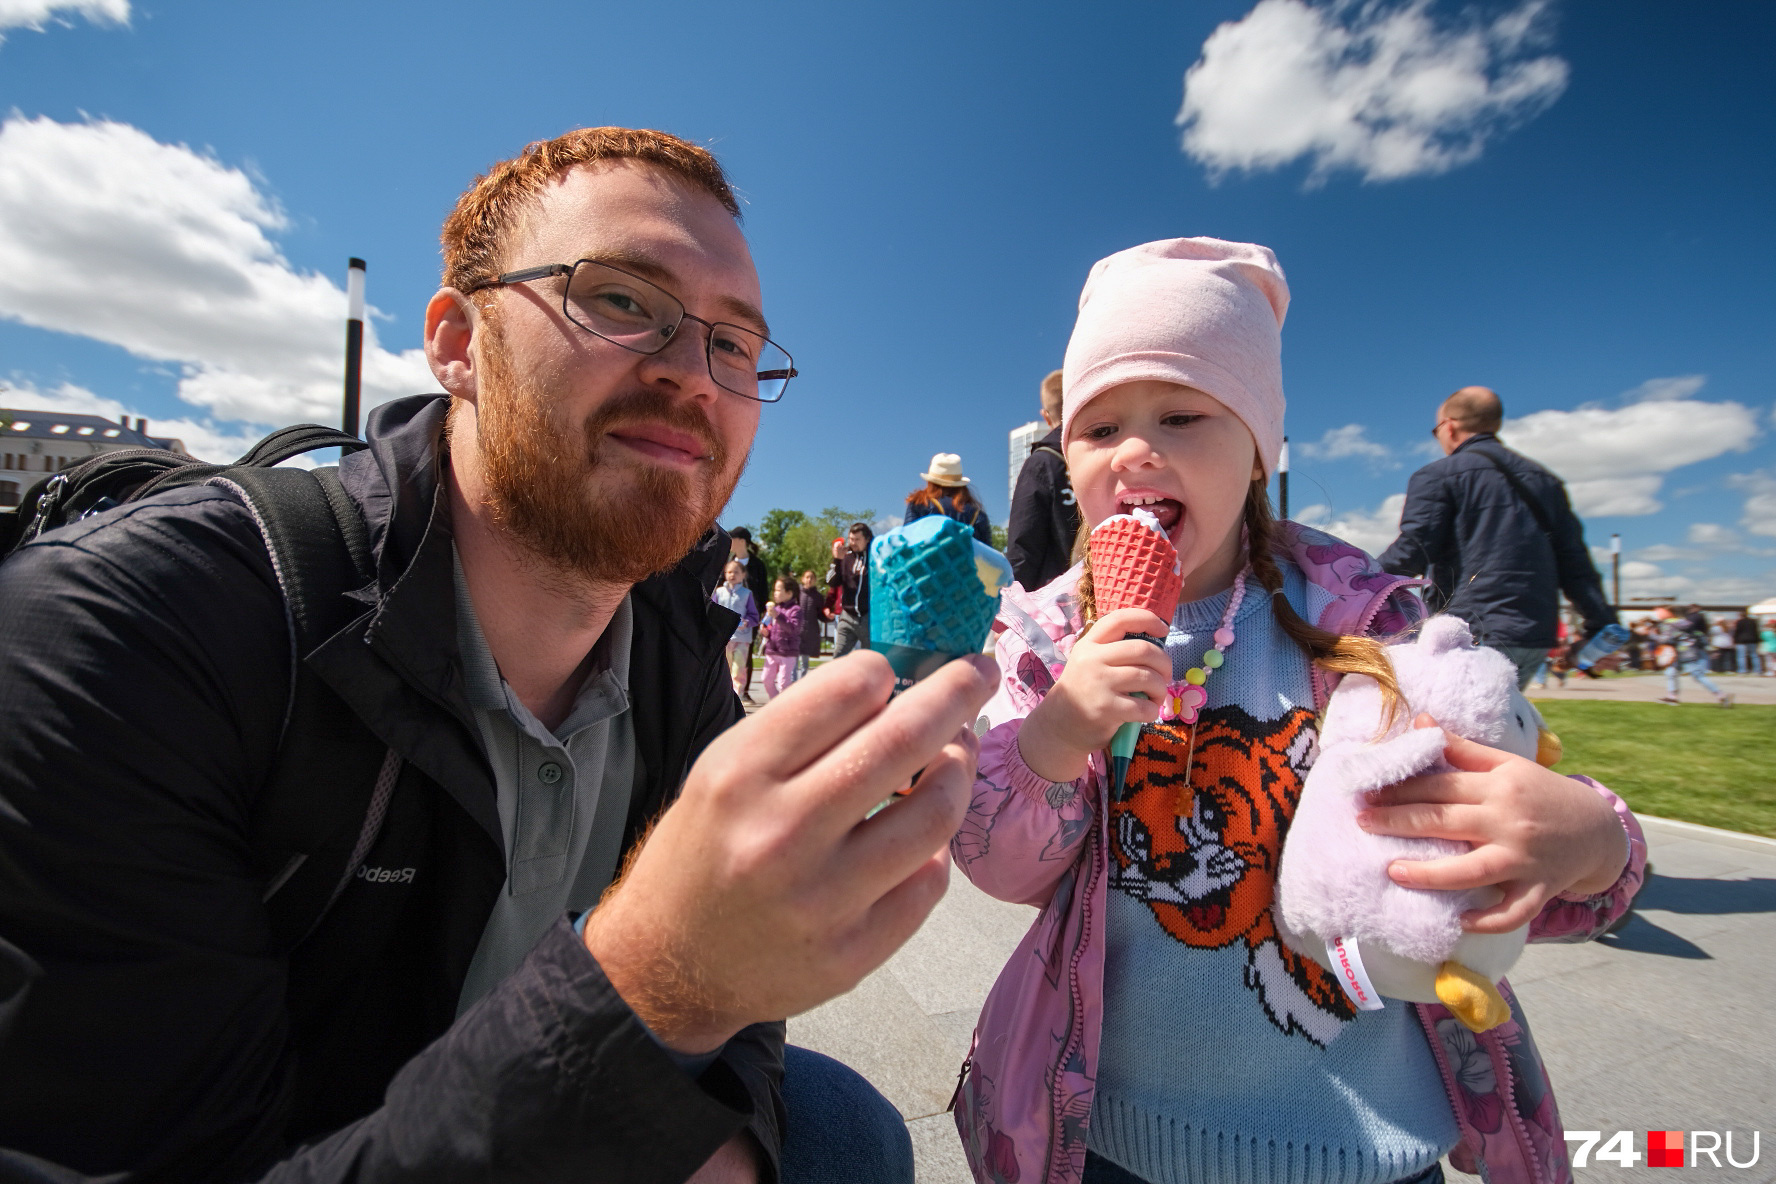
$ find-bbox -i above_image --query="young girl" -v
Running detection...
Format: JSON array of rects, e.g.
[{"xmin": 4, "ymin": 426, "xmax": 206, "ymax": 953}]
[
  {"xmin": 951, "ymin": 239, "xmax": 1645, "ymax": 1184},
  {"xmin": 712, "ymin": 559, "xmax": 759, "ymax": 697},
  {"xmin": 760, "ymin": 576, "xmax": 804, "ymax": 700}
]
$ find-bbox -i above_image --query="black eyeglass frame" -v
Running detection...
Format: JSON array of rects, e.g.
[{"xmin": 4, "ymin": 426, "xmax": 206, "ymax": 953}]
[{"xmin": 463, "ymin": 259, "xmax": 797, "ymax": 403}]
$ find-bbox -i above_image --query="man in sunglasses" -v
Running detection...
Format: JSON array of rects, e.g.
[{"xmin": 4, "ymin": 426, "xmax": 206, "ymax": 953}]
[{"xmin": 0, "ymin": 128, "xmax": 993, "ymax": 1183}]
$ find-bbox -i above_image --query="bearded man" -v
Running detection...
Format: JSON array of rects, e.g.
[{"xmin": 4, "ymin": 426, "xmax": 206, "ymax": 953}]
[{"xmin": 0, "ymin": 129, "xmax": 993, "ymax": 1183}]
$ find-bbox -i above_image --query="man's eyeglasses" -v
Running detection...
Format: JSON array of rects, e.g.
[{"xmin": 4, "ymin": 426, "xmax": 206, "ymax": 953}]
[{"xmin": 463, "ymin": 259, "xmax": 797, "ymax": 403}]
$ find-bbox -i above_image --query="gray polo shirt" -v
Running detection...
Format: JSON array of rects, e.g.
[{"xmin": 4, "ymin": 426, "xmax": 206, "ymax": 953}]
[{"xmin": 453, "ymin": 553, "xmax": 639, "ymax": 1013}]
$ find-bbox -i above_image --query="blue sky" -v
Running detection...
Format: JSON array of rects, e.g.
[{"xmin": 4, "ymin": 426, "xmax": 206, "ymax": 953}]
[{"xmin": 0, "ymin": 0, "xmax": 1770, "ymax": 604}]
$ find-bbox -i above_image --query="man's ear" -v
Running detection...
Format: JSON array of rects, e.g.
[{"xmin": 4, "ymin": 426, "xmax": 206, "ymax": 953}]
[{"xmin": 425, "ymin": 289, "xmax": 480, "ymax": 402}]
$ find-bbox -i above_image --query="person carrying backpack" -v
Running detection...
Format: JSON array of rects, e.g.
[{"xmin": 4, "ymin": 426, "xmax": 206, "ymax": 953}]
[
  {"xmin": 903, "ymin": 453, "xmax": 992, "ymax": 546},
  {"xmin": 0, "ymin": 126, "xmax": 994, "ymax": 1184},
  {"xmin": 1378, "ymin": 386, "xmax": 1617, "ymax": 689},
  {"xmin": 1005, "ymin": 368, "xmax": 1082, "ymax": 590}
]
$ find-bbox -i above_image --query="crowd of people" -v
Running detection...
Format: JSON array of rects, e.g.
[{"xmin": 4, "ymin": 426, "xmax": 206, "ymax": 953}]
[{"xmin": 716, "ymin": 451, "xmax": 1014, "ymax": 702}]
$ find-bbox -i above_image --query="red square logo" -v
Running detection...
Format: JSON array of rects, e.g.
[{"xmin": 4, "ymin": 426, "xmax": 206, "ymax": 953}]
[{"xmin": 1648, "ymin": 1130, "xmax": 1685, "ymax": 1167}]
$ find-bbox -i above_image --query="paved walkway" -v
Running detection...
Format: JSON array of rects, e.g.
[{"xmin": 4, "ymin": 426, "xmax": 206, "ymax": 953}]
[
  {"xmin": 1528, "ymin": 671, "xmax": 1776, "ymax": 706},
  {"xmin": 788, "ymin": 815, "xmax": 1776, "ymax": 1183}
]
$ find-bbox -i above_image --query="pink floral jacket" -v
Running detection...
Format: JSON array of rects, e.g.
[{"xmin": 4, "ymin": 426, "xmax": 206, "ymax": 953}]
[{"xmin": 950, "ymin": 523, "xmax": 1648, "ymax": 1184}]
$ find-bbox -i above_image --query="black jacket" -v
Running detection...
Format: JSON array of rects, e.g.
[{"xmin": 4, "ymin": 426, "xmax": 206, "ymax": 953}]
[
  {"xmin": 0, "ymin": 396, "xmax": 782, "ymax": 1183},
  {"xmin": 1378, "ymin": 433, "xmax": 1613, "ymax": 648},
  {"xmin": 797, "ymin": 587, "xmax": 824, "ymax": 657},
  {"xmin": 825, "ymin": 550, "xmax": 869, "ymax": 617},
  {"xmin": 1004, "ymin": 427, "xmax": 1080, "ymax": 592}
]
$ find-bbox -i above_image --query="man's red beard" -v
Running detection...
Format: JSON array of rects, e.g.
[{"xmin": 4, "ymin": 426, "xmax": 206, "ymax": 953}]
[{"xmin": 471, "ymin": 315, "xmax": 744, "ymax": 586}]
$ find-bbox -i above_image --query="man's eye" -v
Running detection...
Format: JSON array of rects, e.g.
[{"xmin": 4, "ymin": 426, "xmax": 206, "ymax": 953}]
[{"xmin": 710, "ymin": 330, "xmax": 758, "ymax": 363}]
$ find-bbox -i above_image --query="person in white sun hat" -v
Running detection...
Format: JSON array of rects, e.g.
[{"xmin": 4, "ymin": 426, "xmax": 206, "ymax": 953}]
[{"xmin": 904, "ymin": 451, "xmax": 993, "ymax": 546}]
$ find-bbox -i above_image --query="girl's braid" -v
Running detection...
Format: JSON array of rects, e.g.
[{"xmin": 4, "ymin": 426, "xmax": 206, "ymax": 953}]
[{"xmin": 1244, "ymin": 479, "xmax": 1404, "ymax": 723}]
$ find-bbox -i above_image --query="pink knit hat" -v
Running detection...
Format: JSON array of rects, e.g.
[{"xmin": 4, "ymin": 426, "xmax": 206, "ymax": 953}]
[{"xmin": 1061, "ymin": 237, "xmax": 1290, "ymax": 476}]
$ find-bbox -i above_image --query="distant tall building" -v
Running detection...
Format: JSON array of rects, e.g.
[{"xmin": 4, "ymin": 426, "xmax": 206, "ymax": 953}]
[
  {"xmin": 0, "ymin": 411, "xmax": 186, "ymax": 508},
  {"xmin": 1008, "ymin": 419, "xmax": 1043, "ymax": 505}
]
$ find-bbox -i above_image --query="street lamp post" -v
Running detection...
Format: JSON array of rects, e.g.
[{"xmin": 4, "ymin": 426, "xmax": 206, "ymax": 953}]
[
  {"xmin": 343, "ymin": 258, "xmax": 366, "ymax": 438},
  {"xmin": 1610, "ymin": 532, "xmax": 1621, "ymax": 608},
  {"xmin": 1278, "ymin": 435, "xmax": 1289, "ymax": 520}
]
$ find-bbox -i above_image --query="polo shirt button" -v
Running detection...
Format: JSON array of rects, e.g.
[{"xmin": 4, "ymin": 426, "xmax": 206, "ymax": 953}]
[{"xmin": 537, "ymin": 762, "xmax": 563, "ymax": 785}]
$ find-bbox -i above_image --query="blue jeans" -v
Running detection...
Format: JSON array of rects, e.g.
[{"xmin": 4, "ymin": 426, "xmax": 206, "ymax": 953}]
[
  {"xmin": 1736, "ymin": 642, "xmax": 1756, "ymax": 674},
  {"xmin": 780, "ymin": 1045, "xmax": 912, "ymax": 1184},
  {"xmin": 1666, "ymin": 657, "xmax": 1722, "ymax": 698}
]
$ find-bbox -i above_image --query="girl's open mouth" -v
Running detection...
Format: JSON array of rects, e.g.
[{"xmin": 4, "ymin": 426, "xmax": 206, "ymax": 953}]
[{"xmin": 1118, "ymin": 493, "xmax": 1183, "ymax": 534}]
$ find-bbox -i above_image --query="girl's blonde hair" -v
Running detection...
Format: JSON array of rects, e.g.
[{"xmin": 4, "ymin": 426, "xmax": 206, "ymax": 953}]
[{"xmin": 1076, "ymin": 478, "xmax": 1403, "ymax": 724}]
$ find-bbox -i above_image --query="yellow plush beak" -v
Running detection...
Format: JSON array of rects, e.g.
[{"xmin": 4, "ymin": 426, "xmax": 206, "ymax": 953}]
[
  {"xmin": 1535, "ymin": 727, "xmax": 1562, "ymax": 767},
  {"xmin": 1435, "ymin": 962, "xmax": 1512, "ymax": 1033}
]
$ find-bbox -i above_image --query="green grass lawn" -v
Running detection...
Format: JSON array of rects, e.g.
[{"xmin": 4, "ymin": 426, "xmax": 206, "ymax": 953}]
[{"xmin": 1532, "ymin": 700, "xmax": 1776, "ymax": 837}]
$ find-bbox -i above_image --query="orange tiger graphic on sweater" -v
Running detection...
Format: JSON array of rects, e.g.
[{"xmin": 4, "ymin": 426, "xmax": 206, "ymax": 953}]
[{"xmin": 1107, "ymin": 703, "xmax": 1357, "ymax": 1045}]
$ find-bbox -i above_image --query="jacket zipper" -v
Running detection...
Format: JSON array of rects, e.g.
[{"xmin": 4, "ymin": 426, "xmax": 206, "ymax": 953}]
[
  {"xmin": 1048, "ymin": 792, "xmax": 1101, "ymax": 1184},
  {"xmin": 1414, "ymin": 1005, "xmax": 1480, "ymax": 1166},
  {"xmin": 1483, "ymin": 1002, "xmax": 1554, "ymax": 1184},
  {"xmin": 947, "ymin": 1030, "xmax": 978, "ymax": 1114}
]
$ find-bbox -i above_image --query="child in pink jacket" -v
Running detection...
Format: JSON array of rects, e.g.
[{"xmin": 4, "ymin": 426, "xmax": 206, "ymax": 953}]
[
  {"xmin": 760, "ymin": 575, "xmax": 804, "ymax": 700},
  {"xmin": 951, "ymin": 239, "xmax": 1645, "ymax": 1184}
]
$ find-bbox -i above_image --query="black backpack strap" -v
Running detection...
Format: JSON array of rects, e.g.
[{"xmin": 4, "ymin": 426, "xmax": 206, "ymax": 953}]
[
  {"xmin": 233, "ymin": 424, "xmax": 366, "ymax": 469},
  {"xmin": 1469, "ymin": 445, "xmax": 1557, "ymax": 538},
  {"xmin": 211, "ymin": 465, "xmax": 398, "ymax": 952}
]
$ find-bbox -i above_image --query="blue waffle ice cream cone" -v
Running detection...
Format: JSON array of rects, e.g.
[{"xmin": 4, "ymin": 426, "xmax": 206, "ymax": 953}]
[{"xmin": 868, "ymin": 516, "xmax": 1009, "ymax": 693}]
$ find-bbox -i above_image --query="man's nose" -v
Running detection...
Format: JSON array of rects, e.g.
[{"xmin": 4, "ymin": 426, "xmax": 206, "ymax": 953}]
[{"xmin": 635, "ymin": 321, "xmax": 720, "ymax": 400}]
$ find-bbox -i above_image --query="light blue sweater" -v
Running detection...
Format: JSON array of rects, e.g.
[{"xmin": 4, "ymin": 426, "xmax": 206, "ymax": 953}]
[{"xmin": 1087, "ymin": 560, "xmax": 1458, "ymax": 1184}]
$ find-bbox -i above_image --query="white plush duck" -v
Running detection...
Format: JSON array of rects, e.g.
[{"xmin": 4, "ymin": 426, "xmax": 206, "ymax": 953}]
[{"xmin": 1276, "ymin": 616, "xmax": 1563, "ymax": 1033}]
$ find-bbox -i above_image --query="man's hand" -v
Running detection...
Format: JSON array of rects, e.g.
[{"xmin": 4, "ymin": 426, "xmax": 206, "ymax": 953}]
[
  {"xmin": 583, "ymin": 650, "xmax": 996, "ymax": 1053},
  {"xmin": 830, "ymin": 538, "xmax": 846, "ymax": 560},
  {"xmin": 1357, "ymin": 714, "xmax": 1630, "ymax": 933}
]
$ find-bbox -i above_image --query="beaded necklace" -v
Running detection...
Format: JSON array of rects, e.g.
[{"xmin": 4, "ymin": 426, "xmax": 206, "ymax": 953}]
[
  {"xmin": 1159, "ymin": 565, "xmax": 1249, "ymax": 725},
  {"xmin": 1156, "ymin": 565, "xmax": 1250, "ymax": 810}
]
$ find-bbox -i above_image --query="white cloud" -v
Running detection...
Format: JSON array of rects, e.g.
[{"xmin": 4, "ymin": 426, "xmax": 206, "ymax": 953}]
[
  {"xmin": 1297, "ymin": 423, "xmax": 1397, "ymax": 469},
  {"xmin": 1633, "ymin": 543, "xmax": 1700, "ymax": 563},
  {"xmin": 1294, "ymin": 492, "xmax": 1405, "ymax": 556},
  {"xmin": 0, "ymin": 0, "xmax": 125, "ymax": 37},
  {"xmin": 1500, "ymin": 391, "xmax": 1761, "ymax": 517},
  {"xmin": 1686, "ymin": 522, "xmax": 1739, "ymax": 547},
  {"xmin": 1622, "ymin": 374, "xmax": 1706, "ymax": 403},
  {"xmin": 1613, "ymin": 556, "xmax": 1774, "ymax": 608},
  {"xmin": 1730, "ymin": 470, "xmax": 1776, "ymax": 539},
  {"xmin": 0, "ymin": 380, "xmax": 282, "ymax": 464},
  {"xmin": 1177, "ymin": 0, "xmax": 1568, "ymax": 184},
  {"xmin": 0, "ymin": 116, "xmax": 432, "ymax": 428}
]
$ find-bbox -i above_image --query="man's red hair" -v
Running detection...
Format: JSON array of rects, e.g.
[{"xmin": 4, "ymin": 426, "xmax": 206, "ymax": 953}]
[{"xmin": 440, "ymin": 126, "xmax": 739, "ymax": 292}]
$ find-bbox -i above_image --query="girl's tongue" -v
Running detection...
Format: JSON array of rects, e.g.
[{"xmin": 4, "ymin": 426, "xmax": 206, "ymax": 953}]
[{"xmin": 1121, "ymin": 497, "xmax": 1183, "ymax": 534}]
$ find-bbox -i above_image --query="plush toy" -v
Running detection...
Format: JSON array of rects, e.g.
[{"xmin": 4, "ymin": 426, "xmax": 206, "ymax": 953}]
[{"xmin": 1276, "ymin": 616, "xmax": 1564, "ymax": 1034}]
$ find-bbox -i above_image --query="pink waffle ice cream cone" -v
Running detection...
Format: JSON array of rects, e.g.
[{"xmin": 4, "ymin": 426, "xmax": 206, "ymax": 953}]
[{"xmin": 1088, "ymin": 511, "xmax": 1182, "ymax": 623}]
